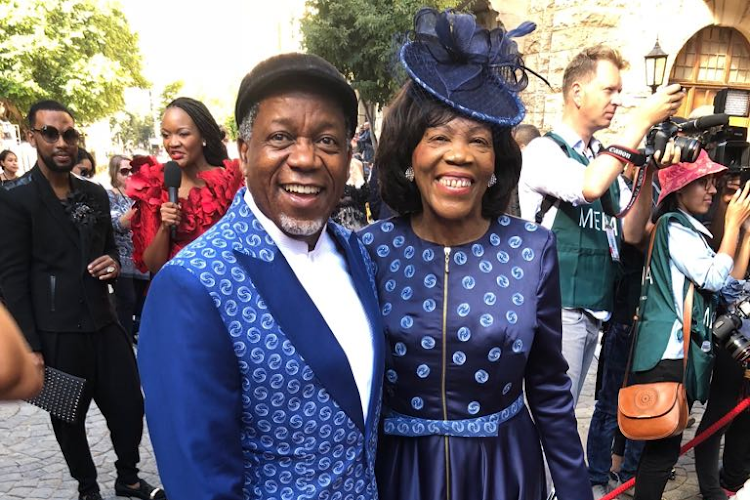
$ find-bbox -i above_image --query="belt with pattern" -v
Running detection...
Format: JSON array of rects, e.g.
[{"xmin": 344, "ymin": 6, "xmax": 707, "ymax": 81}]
[{"xmin": 383, "ymin": 394, "xmax": 525, "ymax": 438}]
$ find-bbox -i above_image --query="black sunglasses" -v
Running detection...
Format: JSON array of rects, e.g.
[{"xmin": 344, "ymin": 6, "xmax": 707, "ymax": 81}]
[
  {"xmin": 31, "ymin": 125, "xmax": 81, "ymax": 145},
  {"xmin": 119, "ymin": 168, "xmax": 132, "ymax": 176}
]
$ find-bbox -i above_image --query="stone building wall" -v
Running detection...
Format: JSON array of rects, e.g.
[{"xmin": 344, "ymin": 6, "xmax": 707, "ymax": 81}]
[{"xmin": 489, "ymin": 0, "xmax": 750, "ymax": 144}]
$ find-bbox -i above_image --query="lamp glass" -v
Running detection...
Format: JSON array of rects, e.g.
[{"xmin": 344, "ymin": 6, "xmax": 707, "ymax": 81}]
[
  {"xmin": 653, "ymin": 56, "xmax": 667, "ymax": 87},
  {"xmin": 645, "ymin": 40, "xmax": 668, "ymax": 90},
  {"xmin": 645, "ymin": 59, "xmax": 655, "ymax": 88}
]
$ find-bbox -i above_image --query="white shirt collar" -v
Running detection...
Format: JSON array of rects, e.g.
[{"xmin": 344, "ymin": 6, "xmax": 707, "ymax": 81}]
[
  {"xmin": 242, "ymin": 187, "xmax": 374, "ymax": 422},
  {"xmin": 243, "ymin": 186, "xmax": 332, "ymax": 258},
  {"xmin": 554, "ymin": 122, "xmax": 602, "ymax": 156},
  {"xmin": 677, "ymin": 208, "xmax": 714, "ymax": 239}
]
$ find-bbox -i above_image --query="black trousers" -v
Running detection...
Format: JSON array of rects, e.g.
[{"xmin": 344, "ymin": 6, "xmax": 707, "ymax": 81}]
[
  {"xmin": 695, "ymin": 347, "xmax": 750, "ymax": 500},
  {"xmin": 40, "ymin": 323, "xmax": 144, "ymax": 494},
  {"xmin": 113, "ymin": 277, "xmax": 149, "ymax": 342},
  {"xmin": 632, "ymin": 359, "xmax": 685, "ymax": 500}
]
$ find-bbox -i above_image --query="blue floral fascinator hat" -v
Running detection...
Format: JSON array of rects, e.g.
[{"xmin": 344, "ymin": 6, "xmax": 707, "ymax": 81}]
[{"xmin": 400, "ymin": 8, "xmax": 540, "ymax": 127}]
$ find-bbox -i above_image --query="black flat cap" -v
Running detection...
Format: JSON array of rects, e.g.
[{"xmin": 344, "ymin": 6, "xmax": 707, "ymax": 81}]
[{"xmin": 235, "ymin": 53, "xmax": 358, "ymax": 136}]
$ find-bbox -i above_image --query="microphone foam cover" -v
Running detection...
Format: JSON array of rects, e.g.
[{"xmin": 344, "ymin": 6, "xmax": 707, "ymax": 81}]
[{"xmin": 164, "ymin": 161, "xmax": 182, "ymax": 188}]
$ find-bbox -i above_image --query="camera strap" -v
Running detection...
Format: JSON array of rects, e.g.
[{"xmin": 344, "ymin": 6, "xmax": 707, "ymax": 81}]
[
  {"xmin": 614, "ymin": 163, "xmax": 649, "ymax": 219},
  {"xmin": 599, "ymin": 145, "xmax": 650, "ymax": 220},
  {"xmin": 601, "ymin": 145, "xmax": 647, "ymax": 167}
]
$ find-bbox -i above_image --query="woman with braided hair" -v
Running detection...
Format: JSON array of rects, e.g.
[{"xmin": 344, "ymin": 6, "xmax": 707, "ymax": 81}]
[{"xmin": 127, "ymin": 97, "xmax": 243, "ymax": 274}]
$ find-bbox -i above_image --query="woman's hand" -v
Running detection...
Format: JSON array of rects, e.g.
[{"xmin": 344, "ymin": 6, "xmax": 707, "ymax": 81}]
[
  {"xmin": 724, "ymin": 180, "xmax": 750, "ymax": 230},
  {"xmin": 721, "ymin": 174, "xmax": 742, "ymax": 204},
  {"xmin": 159, "ymin": 201, "xmax": 182, "ymax": 230},
  {"xmin": 119, "ymin": 207, "xmax": 137, "ymax": 230}
]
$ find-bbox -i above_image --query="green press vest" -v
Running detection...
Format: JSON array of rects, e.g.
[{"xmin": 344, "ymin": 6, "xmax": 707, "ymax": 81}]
[
  {"xmin": 545, "ymin": 132, "xmax": 622, "ymax": 311},
  {"xmin": 631, "ymin": 212, "xmax": 716, "ymax": 402}
]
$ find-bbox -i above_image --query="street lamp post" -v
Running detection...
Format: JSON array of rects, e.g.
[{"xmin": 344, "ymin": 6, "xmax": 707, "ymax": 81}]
[{"xmin": 645, "ymin": 38, "xmax": 668, "ymax": 94}]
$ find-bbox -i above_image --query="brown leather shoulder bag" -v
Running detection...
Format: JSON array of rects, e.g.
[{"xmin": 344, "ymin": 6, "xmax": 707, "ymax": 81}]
[{"xmin": 617, "ymin": 220, "xmax": 691, "ymax": 441}]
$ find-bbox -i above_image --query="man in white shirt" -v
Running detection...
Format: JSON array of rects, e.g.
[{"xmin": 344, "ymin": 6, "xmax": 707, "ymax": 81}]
[
  {"xmin": 519, "ymin": 45, "xmax": 685, "ymax": 500},
  {"xmin": 138, "ymin": 53, "xmax": 385, "ymax": 500},
  {"xmin": 519, "ymin": 45, "xmax": 685, "ymax": 407}
]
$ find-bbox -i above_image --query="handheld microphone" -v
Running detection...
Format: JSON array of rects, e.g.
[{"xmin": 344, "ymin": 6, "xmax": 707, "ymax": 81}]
[
  {"xmin": 677, "ymin": 113, "xmax": 730, "ymax": 134},
  {"xmin": 163, "ymin": 161, "xmax": 181, "ymax": 241}
]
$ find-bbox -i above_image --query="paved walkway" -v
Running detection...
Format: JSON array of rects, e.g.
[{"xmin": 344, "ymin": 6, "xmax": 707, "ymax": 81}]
[
  {"xmin": 0, "ymin": 353, "xmax": 719, "ymax": 499},
  {"xmin": 0, "ymin": 400, "xmax": 160, "ymax": 500}
]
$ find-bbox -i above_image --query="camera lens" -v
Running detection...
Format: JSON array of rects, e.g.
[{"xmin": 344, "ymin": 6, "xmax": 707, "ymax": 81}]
[
  {"xmin": 726, "ymin": 332, "xmax": 750, "ymax": 364},
  {"xmin": 674, "ymin": 137, "xmax": 701, "ymax": 163}
]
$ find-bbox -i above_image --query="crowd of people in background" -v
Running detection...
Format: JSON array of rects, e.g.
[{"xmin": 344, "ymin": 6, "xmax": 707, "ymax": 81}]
[{"xmin": 1, "ymin": 6, "xmax": 749, "ymax": 500}]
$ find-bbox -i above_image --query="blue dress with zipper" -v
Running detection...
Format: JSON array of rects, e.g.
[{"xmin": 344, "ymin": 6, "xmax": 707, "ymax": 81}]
[{"xmin": 359, "ymin": 215, "xmax": 592, "ymax": 500}]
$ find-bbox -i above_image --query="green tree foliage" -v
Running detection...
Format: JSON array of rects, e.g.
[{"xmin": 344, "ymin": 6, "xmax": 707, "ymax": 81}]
[
  {"xmin": 110, "ymin": 111, "xmax": 154, "ymax": 153},
  {"xmin": 223, "ymin": 114, "xmax": 238, "ymax": 141},
  {"xmin": 159, "ymin": 80, "xmax": 184, "ymax": 110},
  {"xmin": 0, "ymin": 0, "xmax": 147, "ymax": 124},
  {"xmin": 301, "ymin": 0, "xmax": 455, "ymax": 141}
]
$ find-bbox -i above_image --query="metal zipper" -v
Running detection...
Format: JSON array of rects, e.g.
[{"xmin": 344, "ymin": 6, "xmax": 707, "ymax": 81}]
[{"xmin": 442, "ymin": 246, "xmax": 451, "ymax": 500}]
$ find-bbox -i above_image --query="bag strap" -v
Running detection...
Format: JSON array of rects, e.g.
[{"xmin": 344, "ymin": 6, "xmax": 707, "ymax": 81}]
[
  {"xmin": 621, "ymin": 219, "xmax": 693, "ymax": 388},
  {"xmin": 681, "ymin": 282, "xmax": 694, "ymax": 379}
]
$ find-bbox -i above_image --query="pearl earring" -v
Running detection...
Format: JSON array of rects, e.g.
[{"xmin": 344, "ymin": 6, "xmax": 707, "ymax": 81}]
[{"xmin": 488, "ymin": 173, "xmax": 497, "ymax": 187}]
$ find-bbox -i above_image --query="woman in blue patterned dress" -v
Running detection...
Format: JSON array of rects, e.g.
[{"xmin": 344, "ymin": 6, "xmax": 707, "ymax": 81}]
[
  {"xmin": 358, "ymin": 8, "xmax": 592, "ymax": 500},
  {"xmin": 107, "ymin": 155, "xmax": 150, "ymax": 342}
]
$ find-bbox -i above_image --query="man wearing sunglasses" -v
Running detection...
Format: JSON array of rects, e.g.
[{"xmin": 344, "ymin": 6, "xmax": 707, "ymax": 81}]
[{"xmin": 0, "ymin": 100, "xmax": 165, "ymax": 500}]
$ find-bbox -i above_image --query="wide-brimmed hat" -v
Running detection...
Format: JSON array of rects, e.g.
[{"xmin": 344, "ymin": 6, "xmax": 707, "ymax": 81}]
[
  {"xmin": 657, "ymin": 149, "xmax": 728, "ymax": 205},
  {"xmin": 235, "ymin": 53, "xmax": 357, "ymax": 136},
  {"xmin": 400, "ymin": 8, "xmax": 537, "ymax": 127}
]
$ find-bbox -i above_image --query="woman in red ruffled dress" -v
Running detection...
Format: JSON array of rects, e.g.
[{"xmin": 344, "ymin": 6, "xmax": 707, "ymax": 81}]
[{"xmin": 127, "ymin": 97, "xmax": 243, "ymax": 274}]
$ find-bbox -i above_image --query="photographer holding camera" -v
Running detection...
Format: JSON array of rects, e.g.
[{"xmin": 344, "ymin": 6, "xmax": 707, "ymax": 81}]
[
  {"xmin": 629, "ymin": 151, "xmax": 750, "ymax": 500},
  {"xmin": 519, "ymin": 44, "xmax": 685, "ymax": 411}
]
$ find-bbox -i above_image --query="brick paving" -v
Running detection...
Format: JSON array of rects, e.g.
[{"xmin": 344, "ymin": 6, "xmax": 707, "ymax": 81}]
[
  {"xmin": 0, "ymin": 351, "xmax": 717, "ymax": 499},
  {"xmin": 0, "ymin": 399, "xmax": 160, "ymax": 500}
]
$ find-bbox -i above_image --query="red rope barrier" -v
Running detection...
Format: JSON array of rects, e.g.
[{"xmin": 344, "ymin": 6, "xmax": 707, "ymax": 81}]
[{"xmin": 600, "ymin": 396, "xmax": 750, "ymax": 500}]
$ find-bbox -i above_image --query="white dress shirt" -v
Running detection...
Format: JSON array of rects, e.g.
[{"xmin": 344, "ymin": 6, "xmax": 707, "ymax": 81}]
[
  {"xmin": 519, "ymin": 122, "xmax": 631, "ymax": 226},
  {"xmin": 243, "ymin": 189, "xmax": 374, "ymax": 420},
  {"xmin": 662, "ymin": 210, "xmax": 736, "ymax": 360}
]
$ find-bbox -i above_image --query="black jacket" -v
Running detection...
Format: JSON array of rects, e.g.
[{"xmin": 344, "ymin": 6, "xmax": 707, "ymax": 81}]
[{"xmin": 0, "ymin": 166, "xmax": 119, "ymax": 350}]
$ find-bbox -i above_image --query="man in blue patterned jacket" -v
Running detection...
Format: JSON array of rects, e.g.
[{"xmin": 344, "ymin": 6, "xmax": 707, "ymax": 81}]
[{"xmin": 138, "ymin": 53, "xmax": 385, "ymax": 500}]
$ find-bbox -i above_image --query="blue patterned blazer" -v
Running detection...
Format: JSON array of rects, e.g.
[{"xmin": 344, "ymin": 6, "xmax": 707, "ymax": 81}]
[{"xmin": 138, "ymin": 188, "xmax": 385, "ymax": 500}]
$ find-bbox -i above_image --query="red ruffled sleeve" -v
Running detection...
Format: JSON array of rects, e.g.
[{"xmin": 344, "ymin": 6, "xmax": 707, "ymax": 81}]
[
  {"xmin": 126, "ymin": 156, "xmax": 165, "ymax": 273},
  {"xmin": 125, "ymin": 157, "xmax": 243, "ymax": 273}
]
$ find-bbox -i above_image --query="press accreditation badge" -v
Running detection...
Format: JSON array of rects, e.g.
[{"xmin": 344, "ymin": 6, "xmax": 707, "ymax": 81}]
[{"xmin": 606, "ymin": 225, "xmax": 620, "ymax": 262}]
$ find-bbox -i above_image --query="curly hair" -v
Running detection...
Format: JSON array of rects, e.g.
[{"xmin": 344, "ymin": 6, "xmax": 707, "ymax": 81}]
[
  {"xmin": 377, "ymin": 82, "xmax": 521, "ymax": 218},
  {"xmin": 165, "ymin": 97, "xmax": 228, "ymax": 167}
]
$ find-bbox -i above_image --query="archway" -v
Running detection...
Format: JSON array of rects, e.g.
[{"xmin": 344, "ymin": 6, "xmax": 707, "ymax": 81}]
[{"xmin": 669, "ymin": 25, "xmax": 750, "ymax": 117}]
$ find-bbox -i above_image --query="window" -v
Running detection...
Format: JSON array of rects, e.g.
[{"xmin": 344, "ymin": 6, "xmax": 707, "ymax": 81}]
[{"xmin": 669, "ymin": 26, "xmax": 750, "ymax": 117}]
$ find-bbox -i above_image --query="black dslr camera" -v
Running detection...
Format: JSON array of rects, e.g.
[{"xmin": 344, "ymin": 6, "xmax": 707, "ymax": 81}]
[
  {"xmin": 713, "ymin": 294, "xmax": 750, "ymax": 365},
  {"xmin": 644, "ymin": 120, "xmax": 703, "ymax": 166}
]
